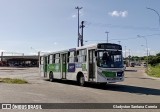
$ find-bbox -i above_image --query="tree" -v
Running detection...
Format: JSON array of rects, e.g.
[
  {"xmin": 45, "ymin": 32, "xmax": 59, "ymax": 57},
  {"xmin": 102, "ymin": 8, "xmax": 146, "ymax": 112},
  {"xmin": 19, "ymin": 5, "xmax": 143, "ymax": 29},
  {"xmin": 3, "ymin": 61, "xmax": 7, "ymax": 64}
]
[
  {"xmin": 148, "ymin": 53, "xmax": 160, "ymax": 66},
  {"xmin": 156, "ymin": 52, "xmax": 160, "ymax": 56}
]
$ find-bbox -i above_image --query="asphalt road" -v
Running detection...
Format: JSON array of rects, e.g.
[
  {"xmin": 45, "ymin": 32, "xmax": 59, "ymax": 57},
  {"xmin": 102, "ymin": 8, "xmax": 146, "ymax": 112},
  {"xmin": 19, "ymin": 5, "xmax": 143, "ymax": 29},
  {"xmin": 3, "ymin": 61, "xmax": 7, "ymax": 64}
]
[{"xmin": 0, "ymin": 66, "xmax": 159, "ymax": 112}]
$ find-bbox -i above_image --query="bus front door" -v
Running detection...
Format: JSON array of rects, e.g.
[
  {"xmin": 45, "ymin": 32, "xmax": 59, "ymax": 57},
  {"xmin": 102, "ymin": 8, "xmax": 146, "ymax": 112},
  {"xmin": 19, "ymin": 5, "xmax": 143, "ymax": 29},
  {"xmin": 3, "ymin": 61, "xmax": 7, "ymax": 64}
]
[
  {"xmin": 61, "ymin": 53, "xmax": 67, "ymax": 79},
  {"xmin": 88, "ymin": 49, "xmax": 95, "ymax": 81}
]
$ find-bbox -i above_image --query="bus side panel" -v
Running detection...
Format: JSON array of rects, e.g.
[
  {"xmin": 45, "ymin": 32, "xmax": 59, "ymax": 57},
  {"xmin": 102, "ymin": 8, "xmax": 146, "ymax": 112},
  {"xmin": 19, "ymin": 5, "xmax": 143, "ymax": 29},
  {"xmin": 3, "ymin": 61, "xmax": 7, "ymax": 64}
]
[
  {"xmin": 66, "ymin": 63, "xmax": 77, "ymax": 81},
  {"xmin": 54, "ymin": 73, "xmax": 61, "ymax": 79},
  {"xmin": 40, "ymin": 64, "xmax": 44, "ymax": 77},
  {"xmin": 81, "ymin": 63, "xmax": 88, "ymax": 82},
  {"xmin": 66, "ymin": 73, "xmax": 77, "ymax": 81},
  {"xmin": 66, "ymin": 68, "xmax": 88, "ymax": 81},
  {"xmin": 65, "ymin": 63, "xmax": 88, "ymax": 81},
  {"xmin": 48, "ymin": 63, "xmax": 61, "ymax": 79}
]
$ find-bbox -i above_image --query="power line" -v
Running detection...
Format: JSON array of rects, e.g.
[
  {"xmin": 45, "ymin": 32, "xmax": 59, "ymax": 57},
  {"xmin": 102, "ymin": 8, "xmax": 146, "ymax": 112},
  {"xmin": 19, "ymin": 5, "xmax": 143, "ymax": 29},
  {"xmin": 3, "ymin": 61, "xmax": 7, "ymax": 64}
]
[
  {"xmin": 85, "ymin": 22, "xmax": 160, "ymax": 31},
  {"xmin": 85, "ymin": 33, "xmax": 160, "ymax": 42}
]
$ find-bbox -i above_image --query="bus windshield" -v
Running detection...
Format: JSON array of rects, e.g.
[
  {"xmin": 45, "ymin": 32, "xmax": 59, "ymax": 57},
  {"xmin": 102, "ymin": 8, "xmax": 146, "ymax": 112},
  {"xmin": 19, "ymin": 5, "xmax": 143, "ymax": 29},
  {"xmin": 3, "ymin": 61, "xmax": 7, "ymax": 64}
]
[{"xmin": 97, "ymin": 50, "xmax": 123, "ymax": 68}]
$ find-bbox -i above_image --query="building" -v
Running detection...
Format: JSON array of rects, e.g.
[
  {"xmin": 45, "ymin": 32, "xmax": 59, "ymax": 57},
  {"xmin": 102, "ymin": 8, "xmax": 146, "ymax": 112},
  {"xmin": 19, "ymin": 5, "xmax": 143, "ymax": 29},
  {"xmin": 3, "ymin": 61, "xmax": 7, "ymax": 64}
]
[{"xmin": 0, "ymin": 55, "xmax": 39, "ymax": 67}]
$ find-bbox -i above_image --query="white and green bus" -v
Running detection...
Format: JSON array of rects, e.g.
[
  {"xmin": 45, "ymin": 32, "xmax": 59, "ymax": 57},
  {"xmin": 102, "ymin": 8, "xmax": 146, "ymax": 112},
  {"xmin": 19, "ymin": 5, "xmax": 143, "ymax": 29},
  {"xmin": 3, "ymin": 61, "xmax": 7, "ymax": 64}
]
[{"xmin": 39, "ymin": 43, "xmax": 125, "ymax": 86}]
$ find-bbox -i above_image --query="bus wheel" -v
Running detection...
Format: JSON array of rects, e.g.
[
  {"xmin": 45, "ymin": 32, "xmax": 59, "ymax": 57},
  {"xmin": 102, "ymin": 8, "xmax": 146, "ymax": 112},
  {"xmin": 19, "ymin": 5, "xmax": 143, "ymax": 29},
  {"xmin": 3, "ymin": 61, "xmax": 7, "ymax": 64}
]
[
  {"xmin": 79, "ymin": 75, "xmax": 85, "ymax": 86},
  {"xmin": 49, "ymin": 72, "xmax": 54, "ymax": 82}
]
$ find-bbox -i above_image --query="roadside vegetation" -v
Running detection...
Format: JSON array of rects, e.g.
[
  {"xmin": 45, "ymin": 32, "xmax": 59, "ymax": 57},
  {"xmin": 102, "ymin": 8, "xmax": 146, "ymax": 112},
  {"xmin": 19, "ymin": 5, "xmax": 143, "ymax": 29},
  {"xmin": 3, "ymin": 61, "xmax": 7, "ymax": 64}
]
[
  {"xmin": 147, "ymin": 53, "xmax": 160, "ymax": 78},
  {"xmin": 147, "ymin": 65, "xmax": 160, "ymax": 78},
  {"xmin": 125, "ymin": 52, "xmax": 160, "ymax": 78},
  {"xmin": 0, "ymin": 78, "xmax": 28, "ymax": 84}
]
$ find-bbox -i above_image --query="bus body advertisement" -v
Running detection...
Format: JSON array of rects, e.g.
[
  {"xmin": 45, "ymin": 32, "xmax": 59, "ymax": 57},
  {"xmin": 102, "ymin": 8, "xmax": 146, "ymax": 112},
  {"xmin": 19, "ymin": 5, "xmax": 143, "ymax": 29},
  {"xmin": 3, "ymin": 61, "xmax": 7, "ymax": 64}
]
[{"xmin": 39, "ymin": 43, "xmax": 125, "ymax": 86}]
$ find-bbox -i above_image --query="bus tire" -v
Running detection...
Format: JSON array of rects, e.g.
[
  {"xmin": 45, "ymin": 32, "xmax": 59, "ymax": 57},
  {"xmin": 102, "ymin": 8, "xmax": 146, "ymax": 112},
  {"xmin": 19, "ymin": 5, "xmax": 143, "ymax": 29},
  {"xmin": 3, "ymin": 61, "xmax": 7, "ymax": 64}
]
[
  {"xmin": 78, "ymin": 75, "xmax": 85, "ymax": 86},
  {"xmin": 49, "ymin": 72, "xmax": 54, "ymax": 82}
]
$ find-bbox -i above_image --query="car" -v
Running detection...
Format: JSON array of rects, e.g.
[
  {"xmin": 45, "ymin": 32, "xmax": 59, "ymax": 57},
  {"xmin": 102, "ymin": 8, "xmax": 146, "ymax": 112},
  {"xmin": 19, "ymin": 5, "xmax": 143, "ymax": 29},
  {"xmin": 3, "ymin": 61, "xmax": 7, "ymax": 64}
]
[
  {"xmin": 130, "ymin": 62, "xmax": 135, "ymax": 67},
  {"xmin": 143, "ymin": 63, "xmax": 147, "ymax": 67},
  {"xmin": 123, "ymin": 64, "xmax": 126, "ymax": 70}
]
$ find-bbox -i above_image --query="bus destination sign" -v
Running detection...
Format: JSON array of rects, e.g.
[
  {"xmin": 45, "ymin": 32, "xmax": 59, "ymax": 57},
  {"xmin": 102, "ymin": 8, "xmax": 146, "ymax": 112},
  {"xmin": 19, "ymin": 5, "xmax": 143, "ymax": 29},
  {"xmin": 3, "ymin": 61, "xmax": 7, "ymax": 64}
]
[{"xmin": 97, "ymin": 43, "xmax": 122, "ymax": 50}]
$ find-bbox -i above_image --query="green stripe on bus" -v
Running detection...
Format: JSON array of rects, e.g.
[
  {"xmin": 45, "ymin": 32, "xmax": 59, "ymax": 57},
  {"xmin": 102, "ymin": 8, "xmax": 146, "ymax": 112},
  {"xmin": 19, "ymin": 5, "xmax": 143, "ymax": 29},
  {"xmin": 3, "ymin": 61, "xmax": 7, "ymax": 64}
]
[
  {"xmin": 62, "ymin": 64, "xmax": 67, "ymax": 72},
  {"xmin": 102, "ymin": 71, "xmax": 116, "ymax": 77},
  {"xmin": 82, "ymin": 64, "xmax": 87, "ymax": 71},
  {"xmin": 48, "ymin": 64, "xmax": 61, "ymax": 72}
]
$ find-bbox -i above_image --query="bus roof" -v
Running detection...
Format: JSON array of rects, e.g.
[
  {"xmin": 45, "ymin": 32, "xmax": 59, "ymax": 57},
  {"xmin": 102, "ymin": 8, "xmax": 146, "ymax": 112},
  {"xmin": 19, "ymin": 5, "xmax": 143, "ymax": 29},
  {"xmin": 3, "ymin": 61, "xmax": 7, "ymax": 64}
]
[{"xmin": 41, "ymin": 43, "xmax": 121, "ymax": 56}]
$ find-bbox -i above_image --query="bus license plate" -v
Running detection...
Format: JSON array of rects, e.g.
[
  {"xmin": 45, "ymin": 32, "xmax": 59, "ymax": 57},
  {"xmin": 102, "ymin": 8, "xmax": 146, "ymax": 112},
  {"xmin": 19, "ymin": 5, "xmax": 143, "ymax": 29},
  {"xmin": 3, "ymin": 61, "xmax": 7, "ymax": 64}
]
[{"xmin": 108, "ymin": 77, "xmax": 119, "ymax": 80}]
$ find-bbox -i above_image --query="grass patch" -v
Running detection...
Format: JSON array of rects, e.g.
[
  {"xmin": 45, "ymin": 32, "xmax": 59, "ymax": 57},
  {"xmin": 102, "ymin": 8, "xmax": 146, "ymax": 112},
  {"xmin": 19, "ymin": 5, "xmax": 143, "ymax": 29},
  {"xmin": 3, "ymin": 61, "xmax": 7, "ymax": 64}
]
[
  {"xmin": 0, "ymin": 78, "xmax": 28, "ymax": 84},
  {"xmin": 147, "ymin": 65, "xmax": 160, "ymax": 78}
]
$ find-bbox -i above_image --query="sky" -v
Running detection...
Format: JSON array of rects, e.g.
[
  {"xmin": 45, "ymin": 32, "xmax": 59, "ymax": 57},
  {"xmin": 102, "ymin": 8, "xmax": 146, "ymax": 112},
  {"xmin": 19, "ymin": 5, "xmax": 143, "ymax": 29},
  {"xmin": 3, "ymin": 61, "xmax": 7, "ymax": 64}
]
[{"xmin": 0, "ymin": 0, "xmax": 160, "ymax": 56}]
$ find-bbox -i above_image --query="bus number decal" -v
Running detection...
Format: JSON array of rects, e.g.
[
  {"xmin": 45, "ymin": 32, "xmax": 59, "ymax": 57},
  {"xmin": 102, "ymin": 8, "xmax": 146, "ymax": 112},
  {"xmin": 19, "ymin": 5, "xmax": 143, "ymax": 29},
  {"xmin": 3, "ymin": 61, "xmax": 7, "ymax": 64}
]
[{"xmin": 68, "ymin": 63, "xmax": 75, "ymax": 72}]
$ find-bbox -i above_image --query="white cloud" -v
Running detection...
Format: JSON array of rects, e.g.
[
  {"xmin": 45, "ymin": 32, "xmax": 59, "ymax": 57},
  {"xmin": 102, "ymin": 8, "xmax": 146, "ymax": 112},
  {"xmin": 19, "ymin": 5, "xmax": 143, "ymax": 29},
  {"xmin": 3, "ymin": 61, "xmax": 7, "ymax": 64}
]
[
  {"xmin": 108, "ymin": 10, "xmax": 128, "ymax": 18},
  {"xmin": 54, "ymin": 42, "xmax": 57, "ymax": 45},
  {"xmin": 121, "ymin": 11, "xmax": 128, "ymax": 17},
  {"xmin": 0, "ymin": 49, "xmax": 6, "ymax": 52},
  {"xmin": 72, "ymin": 14, "xmax": 76, "ymax": 18}
]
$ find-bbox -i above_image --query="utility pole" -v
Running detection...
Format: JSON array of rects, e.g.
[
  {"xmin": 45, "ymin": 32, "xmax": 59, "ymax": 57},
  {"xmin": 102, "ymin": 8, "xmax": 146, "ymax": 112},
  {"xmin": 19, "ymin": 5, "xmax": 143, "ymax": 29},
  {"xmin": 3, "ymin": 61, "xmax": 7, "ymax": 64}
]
[
  {"xmin": 105, "ymin": 31, "xmax": 109, "ymax": 43},
  {"xmin": 129, "ymin": 49, "xmax": 131, "ymax": 67},
  {"xmin": 124, "ymin": 46, "xmax": 127, "ymax": 66},
  {"xmin": 75, "ymin": 6, "xmax": 83, "ymax": 47},
  {"xmin": 129, "ymin": 49, "xmax": 131, "ymax": 57},
  {"xmin": 125, "ymin": 46, "xmax": 126, "ymax": 59},
  {"xmin": 80, "ymin": 21, "xmax": 85, "ymax": 46},
  {"xmin": 137, "ymin": 35, "xmax": 149, "ymax": 71}
]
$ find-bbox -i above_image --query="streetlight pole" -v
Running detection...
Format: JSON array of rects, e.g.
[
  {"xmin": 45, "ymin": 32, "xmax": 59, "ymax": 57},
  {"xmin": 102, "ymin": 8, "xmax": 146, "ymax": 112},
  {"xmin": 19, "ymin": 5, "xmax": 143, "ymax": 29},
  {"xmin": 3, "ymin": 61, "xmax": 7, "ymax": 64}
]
[
  {"xmin": 75, "ymin": 6, "xmax": 83, "ymax": 47},
  {"xmin": 141, "ymin": 45, "xmax": 145, "ymax": 56},
  {"xmin": 146, "ymin": 7, "xmax": 160, "ymax": 27},
  {"xmin": 128, "ymin": 49, "xmax": 131, "ymax": 67},
  {"xmin": 124, "ymin": 46, "xmax": 127, "ymax": 66},
  {"xmin": 137, "ymin": 35, "xmax": 148, "ymax": 70},
  {"xmin": 105, "ymin": 31, "xmax": 109, "ymax": 43},
  {"xmin": 125, "ymin": 46, "xmax": 126, "ymax": 59}
]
